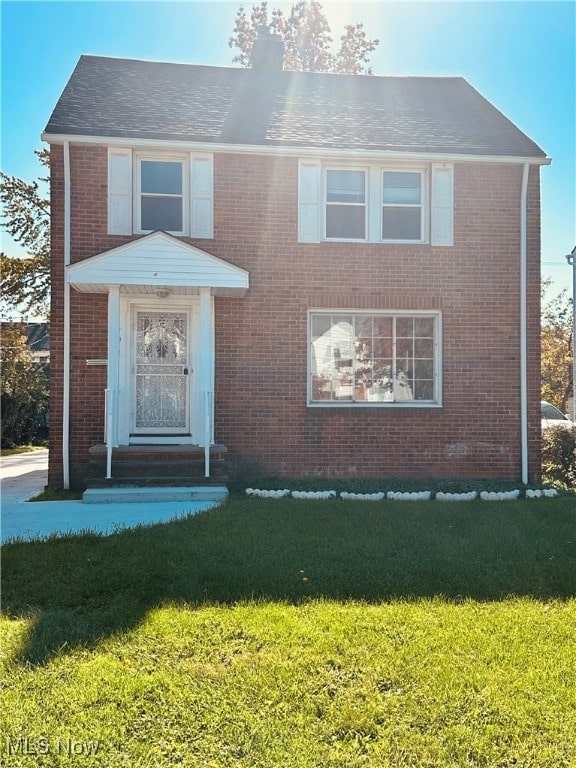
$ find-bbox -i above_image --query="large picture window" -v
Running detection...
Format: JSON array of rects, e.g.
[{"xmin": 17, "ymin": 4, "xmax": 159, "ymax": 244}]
[{"xmin": 309, "ymin": 311, "xmax": 440, "ymax": 406}]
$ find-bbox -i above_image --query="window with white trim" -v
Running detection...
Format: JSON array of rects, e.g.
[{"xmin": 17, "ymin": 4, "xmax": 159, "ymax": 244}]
[
  {"xmin": 136, "ymin": 156, "xmax": 186, "ymax": 234},
  {"xmin": 108, "ymin": 149, "xmax": 214, "ymax": 238},
  {"xmin": 382, "ymin": 171, "xmax": 423, "ymax": 241},
  {"xmin": 325, "ymin": 169, "xmax": 367, "ymax": 240},
  {"xmin": 298, "ymin": 161, "xmax": 449, "ymax": 245},
  {"xmin": 322, "ymin": 166, "xmax": 426, "ymax": 243},
  {"xmin": 309, "ymin": 311, "xmax": 440, "ymax": 406}
]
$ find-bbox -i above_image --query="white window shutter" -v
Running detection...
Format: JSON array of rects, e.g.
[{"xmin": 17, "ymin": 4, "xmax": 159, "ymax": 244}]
[
  {"xmin": 108, "ymin": 149, "xmax": 133, "ymax": 235},
  {"xmin": 190, "ymin": 154, "xmax": 214, "ymax": 238},
  {"xmin": 431, "ymin": 163, "xmax": 454, "ymax": 246},
  {"xmin": 298, "ymin": 159, "xmax": 321, "ymax": 243}
]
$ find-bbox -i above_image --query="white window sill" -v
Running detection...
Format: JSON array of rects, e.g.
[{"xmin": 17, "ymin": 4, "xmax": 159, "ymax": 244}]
[
  {"xmin": 307, "ymin": 401, "xmax": 442, "ymax": 408},
  {"xmin": 321, "ymin": 238, "xmax": 429, "ymax": 245}
]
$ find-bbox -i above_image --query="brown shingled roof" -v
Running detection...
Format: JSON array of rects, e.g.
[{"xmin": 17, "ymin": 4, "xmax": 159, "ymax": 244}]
[{"xmin": 44, "ymin": 55, "xmax": 546, "ymax": 158}]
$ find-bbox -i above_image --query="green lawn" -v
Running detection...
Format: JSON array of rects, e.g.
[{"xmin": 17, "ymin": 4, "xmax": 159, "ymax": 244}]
[
  {"xmin": 0, "ymin": 444, "xmax": 47, "ymax": 456},
  {"xmin": 1, "ymin": 496, "xmax": 575, "ymax": 767}
]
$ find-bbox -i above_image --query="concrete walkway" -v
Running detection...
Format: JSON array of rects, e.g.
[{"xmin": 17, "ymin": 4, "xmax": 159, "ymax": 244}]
[{"xmin": 1, "ymin": 450, "xmax": 219, "ymax": 544}]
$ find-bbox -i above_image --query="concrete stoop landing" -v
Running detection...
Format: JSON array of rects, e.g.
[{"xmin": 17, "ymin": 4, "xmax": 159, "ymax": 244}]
[
  {"xmin": 82, "ymin": 485, "xmax": 228, "ymax": 504},
  {"xmin": 85, "ymin": 443, "xmax": 229, "ymax": 504}
]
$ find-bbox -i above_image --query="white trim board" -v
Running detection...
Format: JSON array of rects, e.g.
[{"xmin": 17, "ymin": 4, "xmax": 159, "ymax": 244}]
[{"xmin": 42, "ymin": 132, "xmax": 551, "ymax": 166}]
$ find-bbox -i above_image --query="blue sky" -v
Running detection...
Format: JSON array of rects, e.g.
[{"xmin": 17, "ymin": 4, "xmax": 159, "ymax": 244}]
[{"xmin": 1, "ymin": 0, "xmax": 575, "ymax": 303}]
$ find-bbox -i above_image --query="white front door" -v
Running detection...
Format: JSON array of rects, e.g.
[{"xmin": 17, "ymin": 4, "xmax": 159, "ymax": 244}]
[{"xmin": 133, "ymin": 309, "xmax": 191, "ymax": 434}]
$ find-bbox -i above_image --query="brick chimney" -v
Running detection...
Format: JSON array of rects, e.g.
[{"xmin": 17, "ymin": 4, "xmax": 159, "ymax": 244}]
[{"xmin": 251, "ymin": 26, "xmax": 284, "ymax": 70}]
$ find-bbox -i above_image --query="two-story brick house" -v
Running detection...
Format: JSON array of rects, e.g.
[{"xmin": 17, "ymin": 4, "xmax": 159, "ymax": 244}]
[{"xmin": 43, "ymin": 31, "xmax": 549, "ymax": 490}]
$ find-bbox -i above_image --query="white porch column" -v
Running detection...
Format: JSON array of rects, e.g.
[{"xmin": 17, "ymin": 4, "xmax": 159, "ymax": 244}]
[
  {"xmin": 107, "ymin": 285, "xmax": 121, "ymax": 447},
  {"xmin": 198, "ymin": 287, "xmax": 215, "ymax": 448}
]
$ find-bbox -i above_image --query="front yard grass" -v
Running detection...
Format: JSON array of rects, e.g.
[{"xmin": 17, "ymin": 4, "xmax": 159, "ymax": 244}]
[
  {"xmin": 0, "ymin": 444, "xmax": 47, "ymax": 456},
  {"xmin": 1, "ymin": 496, "xmax": 575, "ymax": 767}
]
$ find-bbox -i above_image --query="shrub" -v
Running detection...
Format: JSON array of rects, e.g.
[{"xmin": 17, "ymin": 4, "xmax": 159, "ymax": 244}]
[
  {"xmin": 541, "ymin": 425, "xmax": 576, "ymax": 490},
  {"xmin": 1, "ymin": 327, "xmax": 48, "ymax": 448}
]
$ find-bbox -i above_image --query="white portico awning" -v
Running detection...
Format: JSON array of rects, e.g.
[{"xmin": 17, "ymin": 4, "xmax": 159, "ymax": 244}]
[{"xmin": 67, "ymin": 231, "xmax": 249, "ymax": 297}]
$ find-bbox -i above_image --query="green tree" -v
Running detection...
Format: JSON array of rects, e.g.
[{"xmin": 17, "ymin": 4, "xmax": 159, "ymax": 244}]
[
  {"xmin": 0, "ymin": 149, "xmax": 50, "ymax": 317},
  {"xmin": 1, "ymin": 325, "xmax": 48, "ymax": 448},
  {"xmin": 541, "ymin": 280, "xmax": 574, "ymax": 414},
  {"xmin": 229, "ymin": 1, "xmax": 379, "ymax": 74}
]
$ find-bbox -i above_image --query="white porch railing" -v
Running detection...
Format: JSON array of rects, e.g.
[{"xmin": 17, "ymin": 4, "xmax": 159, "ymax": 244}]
[
  {"xmin": 104, "ymin": 387, "xmax": 211, "ymax": 480},
  {"xmin": 104, "ymin": 388, "xmax": 114, "ymax": 479},
  {"xmin": 204, "ymin": 389, "xmax": 213, "ymax": 478}
]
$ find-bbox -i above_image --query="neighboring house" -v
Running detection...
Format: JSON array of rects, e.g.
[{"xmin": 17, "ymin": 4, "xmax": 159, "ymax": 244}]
[
  {"xmin": 0, "ymin": 322, "xmax": 50, "ymax": 365},
  {"xmin": 43, "ymin": 30, "xmax": 549, "ymax": 490},
  {"xmin": 25, "ymin": 323, "xmax": 50, "ymax": 365}
]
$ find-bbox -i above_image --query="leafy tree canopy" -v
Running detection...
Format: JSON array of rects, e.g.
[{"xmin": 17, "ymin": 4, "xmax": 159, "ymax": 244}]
[
  {"xmin": 0, "ymin": 149, "xmax": 50, "ymax": 317},
  {"xmin": 229, "ymin": 1, "xmax": 379, "ymax": 74},
  {"xmin": 541, "ymin": 279, "xmax": 574, "ymax": 414}
]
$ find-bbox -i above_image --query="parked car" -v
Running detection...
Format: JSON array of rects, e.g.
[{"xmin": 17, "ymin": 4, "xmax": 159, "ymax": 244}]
[{"xmin": 541, "ymin": 401, "xmax": 575, "ymax": 430}]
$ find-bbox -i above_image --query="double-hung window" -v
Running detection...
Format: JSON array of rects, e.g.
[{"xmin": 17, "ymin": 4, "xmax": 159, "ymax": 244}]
[
  {"xmin": 309, "ymin": 311, "xmax": 440, "ymax": 406},
  {"xmin": 305, "ymin": 164, "xmax": 433, "ymax": 244},
  {"xmin": 137, "ymin": 156, "xmax": 186, "ymax": 234},
  {"xmin": 108, "ymin": 148, "xmax": 213, "ymax": 238},
  {"xmin": 382, "ymin": 171, "xmax": 424, "ymax": 241},
  {"xmin": 325, "ymin": 169, "xmax": 367, "ymax": 240}
]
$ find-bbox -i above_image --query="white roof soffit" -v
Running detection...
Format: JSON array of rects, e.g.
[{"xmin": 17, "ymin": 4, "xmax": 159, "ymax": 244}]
[{"xmin": 67, "ymin": 231, "xmax": 250, "ymax": 296}]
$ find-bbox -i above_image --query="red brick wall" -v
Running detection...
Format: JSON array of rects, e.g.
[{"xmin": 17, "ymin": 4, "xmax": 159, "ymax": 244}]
[
  {"xmin": 48, "ymin": 145, "xmax": 542, "ymax": 486},
  {"xmin": 48, "ymin": 144, "xmax": 65, "ymax": 488},
  {"xmin": 526, "ymin": 165, "xmax": 542, "ymax": 481}
]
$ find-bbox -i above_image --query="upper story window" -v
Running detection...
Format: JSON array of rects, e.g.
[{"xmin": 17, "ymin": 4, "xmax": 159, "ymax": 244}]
[
  {"xmin": 325, "ymin": 169, "xmax": 366, "ymax": 240},
  {"xmin": 298, "ymin": 160, "xmax": 452, "ymax": 246},
  {"xmin": 382, "ymin": 171, "xmax": 423, "ymax": 241},
  {"xmin": 322, "ymin": 166, "xmax": 426, "ymax": 244},
  {"xmin": 108, "ymin": 148, "xmax": 214, "ymax": 239},
  {"xmin": 139, "ymin": 160, "xmax": 184, "ymax": 233}
]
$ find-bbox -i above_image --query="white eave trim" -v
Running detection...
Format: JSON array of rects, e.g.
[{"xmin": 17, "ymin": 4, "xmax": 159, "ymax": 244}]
[{"xmin": 41, "ymin": 132, "xmax": 552, "ymax": 166}]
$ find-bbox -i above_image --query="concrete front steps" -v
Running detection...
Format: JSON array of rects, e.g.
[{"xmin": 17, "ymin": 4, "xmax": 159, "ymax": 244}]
[{"xmin": 84, "ymin": 443, "xmax": 229, "ymax": 504}]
